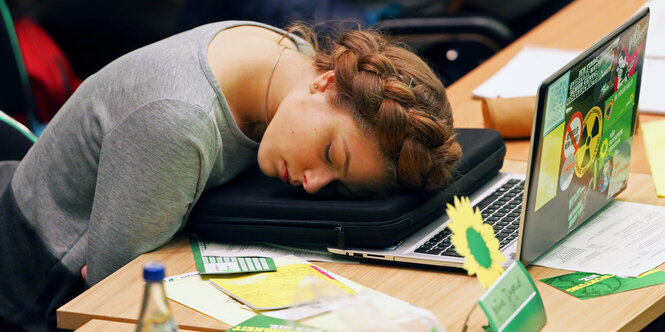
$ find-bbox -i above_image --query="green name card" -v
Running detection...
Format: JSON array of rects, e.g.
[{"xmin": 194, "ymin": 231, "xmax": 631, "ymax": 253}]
[{"xmin": 478, "ymin": 261, "xmax": 546, "ymax": 332}]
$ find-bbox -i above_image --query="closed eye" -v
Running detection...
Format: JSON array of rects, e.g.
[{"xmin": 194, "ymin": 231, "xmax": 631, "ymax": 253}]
[{"xmin": 325, "ymin": 143, "xmax": 333, "ymax": 165}]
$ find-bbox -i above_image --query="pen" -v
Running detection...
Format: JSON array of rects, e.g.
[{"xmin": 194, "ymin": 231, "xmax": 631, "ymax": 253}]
[{"xmin": 164, "ymin": 271, "xmax": 200, "ymax": 282}]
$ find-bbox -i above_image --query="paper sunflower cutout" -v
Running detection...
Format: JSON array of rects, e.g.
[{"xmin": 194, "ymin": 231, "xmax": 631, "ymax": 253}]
[{"xmin": 446, "ymin": 196, "xmax": 506, "ymax": 290}]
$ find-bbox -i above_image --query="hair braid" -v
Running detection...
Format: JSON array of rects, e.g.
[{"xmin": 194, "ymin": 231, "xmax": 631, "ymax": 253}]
[{"xmin": 292, "ymin": 23, "xmax": 462, "ymax": 191}]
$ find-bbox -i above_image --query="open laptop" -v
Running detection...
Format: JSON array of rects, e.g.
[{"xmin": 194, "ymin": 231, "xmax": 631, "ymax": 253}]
[{"xmin": 328, "ymin": 8, "xmax": 650, "ymax": 268}]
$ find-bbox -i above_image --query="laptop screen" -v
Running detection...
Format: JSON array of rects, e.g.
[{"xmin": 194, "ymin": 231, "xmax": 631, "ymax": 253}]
[{"xmin": 518, "ymin": 9, "xmax": 650, "ymax": 265}]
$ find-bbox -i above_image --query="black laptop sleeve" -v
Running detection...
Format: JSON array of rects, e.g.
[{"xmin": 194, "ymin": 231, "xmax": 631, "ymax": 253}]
[{"xmin": 186, "ymin": 128, "xmax": 505, "ymax": 249}]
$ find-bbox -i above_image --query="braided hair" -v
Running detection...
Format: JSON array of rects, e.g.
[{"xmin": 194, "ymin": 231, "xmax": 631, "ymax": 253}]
[{"xmin": 291, "ymin": 24, "xmax": 462, "ymax": 192}]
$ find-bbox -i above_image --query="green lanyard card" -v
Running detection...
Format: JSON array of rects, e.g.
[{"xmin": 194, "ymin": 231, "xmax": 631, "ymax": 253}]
[{"xmin": 478, "ymin": 261, "xmax": 546, "ymax": 332}]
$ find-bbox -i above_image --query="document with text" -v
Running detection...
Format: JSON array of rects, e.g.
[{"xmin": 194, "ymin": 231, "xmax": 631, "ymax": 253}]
[{"xmin": 533, "ymin": 201, "xmax": 665, "ymax": 277}]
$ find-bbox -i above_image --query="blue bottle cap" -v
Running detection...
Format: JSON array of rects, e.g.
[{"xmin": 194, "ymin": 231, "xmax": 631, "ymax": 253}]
[{"xmin": 143, "ymin": 262, "xmax": 165, "ymax": 281}]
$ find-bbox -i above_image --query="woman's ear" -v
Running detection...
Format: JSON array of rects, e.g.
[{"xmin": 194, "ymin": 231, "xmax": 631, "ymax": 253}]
[{"xmin": 310, "ymin": 70, "xmax": 336, "ymax": 93}]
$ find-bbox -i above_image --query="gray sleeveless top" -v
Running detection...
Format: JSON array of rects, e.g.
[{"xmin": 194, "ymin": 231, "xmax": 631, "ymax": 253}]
[{"xmin": 10, "ymin": 21, "xmax": 312, "ymax": 285}]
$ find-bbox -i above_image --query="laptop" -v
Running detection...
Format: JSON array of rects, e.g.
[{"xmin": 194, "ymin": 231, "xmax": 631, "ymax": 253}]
[{"xmin": 328, "ymin": 8, "xmax": 650, "ymax": 268}]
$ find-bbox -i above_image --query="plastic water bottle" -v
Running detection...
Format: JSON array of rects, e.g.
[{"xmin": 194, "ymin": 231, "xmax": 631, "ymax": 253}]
[{"xmin": 136, "ymin": 262, "xmax": 178, "ymax": 332}]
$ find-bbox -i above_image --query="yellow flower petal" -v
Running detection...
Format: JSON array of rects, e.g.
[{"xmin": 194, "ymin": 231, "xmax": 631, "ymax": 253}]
[{"xmin": 446, "ymin": 196, "xmax": 506, "ymax": 289}]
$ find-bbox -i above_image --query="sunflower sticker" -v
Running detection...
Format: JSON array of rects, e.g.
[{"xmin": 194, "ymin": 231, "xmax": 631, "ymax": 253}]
[{"xmin": 446, "ymin": 196, "xmax": 506, "ymax": 290}]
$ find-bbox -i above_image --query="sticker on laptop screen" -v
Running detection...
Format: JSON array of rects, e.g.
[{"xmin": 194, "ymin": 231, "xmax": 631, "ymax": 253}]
[
  {"xmin": 543, "ymin": 71, "xmax": 570, "ymax": 136},
  {"xmin": 600, "ymin": 74, "xmax": 636, "ymax": 160},
  {"xmin": 597, "ymin": 156, "xmax": 613, "ymax": 193},
  {"xmin": 568, "ymin": 57, "xmax": 601, "ymax": 106},
  {"xmin": 535, "ymin": 122, "xmax": 565, "ymax": 211},
  {"xmin": 562, "ymin": 111, "xmax": 583, "ymax": 160},
  {"xmin": 568, "ymin": 179, "xmax": 591, "ymax": 229},
  {"xmin": 607, "ymin": 138, "xmax": 632, "ymax": 198},
  {"xmin": 604, "ymin": 100, "xmax": 613, "ymax": 120},
  {"xmin": 559, "ymin": 152, "xmax": 575, "ymax": 192},
  {"xmin": 595, "ymin": 39, "xmax": 619, "ymax": 100},
  {"xmin": 575, "ymin": 106, "xmax": 603, "ymax": 178}
]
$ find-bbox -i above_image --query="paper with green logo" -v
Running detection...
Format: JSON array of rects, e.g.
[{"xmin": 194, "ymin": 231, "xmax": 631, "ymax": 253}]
[
  {"xmin": 478, "ymin": 261, "xmax": 546, "ymax": 332},
  {"xmin": 541, "ymin": 269, "xmax": 665, "ymax": 300},
  {"xmin": 229, "ymin": 314, "xmax": 326, "ymax": 332},
  {"xmin": 190, "ymin": 236, "xmax": 277, "ymax": 274}
]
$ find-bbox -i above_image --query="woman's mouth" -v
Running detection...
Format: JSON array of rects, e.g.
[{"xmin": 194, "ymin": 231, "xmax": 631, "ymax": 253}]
[{"xmin": 279, "ymin": 162, "xmax": 290, "ymax": 184}]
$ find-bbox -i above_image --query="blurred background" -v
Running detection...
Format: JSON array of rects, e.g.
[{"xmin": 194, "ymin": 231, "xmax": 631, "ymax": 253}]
[{"xmin": 2, "ymin": 0, "xmax": 572, "ymax": 133}]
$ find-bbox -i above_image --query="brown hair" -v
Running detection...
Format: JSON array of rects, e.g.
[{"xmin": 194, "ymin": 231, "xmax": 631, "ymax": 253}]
[{"xmin": 289, "ymin": 23, "xmax": 462, "ymax": 192}]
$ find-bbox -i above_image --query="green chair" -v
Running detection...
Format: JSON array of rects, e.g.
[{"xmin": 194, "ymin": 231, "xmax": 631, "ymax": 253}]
[
  {"xmin": 0, "ymin": 0, "xmax": 45, "ymax": 136},
  {"xmin": 0, "ymin": 109, "xmax": 36, "ymax": 161}
]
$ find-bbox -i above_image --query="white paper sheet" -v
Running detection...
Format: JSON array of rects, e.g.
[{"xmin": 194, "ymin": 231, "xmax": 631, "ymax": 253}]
[
  {"xmin": 165, "ymin": 274, "xmax": 256, "ymax": 326},
  {"xmin": 263, "ymin": 267, "xmax": 438, "ymax": 332},
  {"xmin": 639, "ymin": 57, "xmax": 665, "ymax": 114},
  {"xmin": 473, "ymin": 45, "xmax": 665, "ymax": 114},
  {"xmin": 533, "ymin": 201, "xmax": 665, "ymax": 277},
  {"xmin": 472, "ymin": 46, "xmax": 579, "ymax": 99},
  {"xmin": 638, "ymin": 0, "xmax": 665, "ymax": 113},
  {"xmin": 643, "ymin": 0, "xmax": 665, "ymax": 58}
]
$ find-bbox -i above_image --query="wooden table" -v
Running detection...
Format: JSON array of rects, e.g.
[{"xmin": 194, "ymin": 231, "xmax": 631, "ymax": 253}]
[
  {"xmin": 58, "ymin": 0, "xmax": 665, "ymax": 331},
  {"xmin": 75, "ymin": 319, "xmax": 199, "ymax": 332}
]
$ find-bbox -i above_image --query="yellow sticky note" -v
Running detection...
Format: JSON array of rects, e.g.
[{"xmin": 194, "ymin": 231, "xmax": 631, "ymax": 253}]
[
  {"xmin": 535, "ymin": 122, "xmax": 566, "ymax": 211},
  {"xmin": 641, "ymin": 120, "xmax": 665, "ymax": 197},
  {"xmin": 209, "ymin": 257, "xmax": 355, "ymax": 310}
]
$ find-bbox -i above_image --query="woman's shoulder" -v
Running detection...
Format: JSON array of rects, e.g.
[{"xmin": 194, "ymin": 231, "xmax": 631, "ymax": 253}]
[
  {"xmin": 208, "ymin": 21, "xmax": 311, "ymax": 55},
  {"xmin": 218, "ymin": 25, "xmax": 298, "ymax": 48}
]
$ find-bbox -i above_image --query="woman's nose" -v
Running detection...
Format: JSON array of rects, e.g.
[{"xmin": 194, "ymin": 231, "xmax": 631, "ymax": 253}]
[{"xmin": 302, "ymin": 168, "xmax": 334, "ymax": 194}]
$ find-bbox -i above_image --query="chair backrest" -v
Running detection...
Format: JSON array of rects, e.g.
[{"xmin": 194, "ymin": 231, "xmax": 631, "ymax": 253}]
[
  {"xmin": 375, "ymin": 16, "xmax": 514, "ymax": 84},
  {"xmin": 0, "ymin": 0, "xmax": 41, "ymax": 135},
  {"xmin": 0, "ymin": 110, "xmax": 36, "ymax": 161}
]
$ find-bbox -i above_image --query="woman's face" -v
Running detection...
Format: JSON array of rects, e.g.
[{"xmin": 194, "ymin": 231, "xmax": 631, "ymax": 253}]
[{"xmin": 258, "ymin": 86, "xmax": 386, "ymax": 194}]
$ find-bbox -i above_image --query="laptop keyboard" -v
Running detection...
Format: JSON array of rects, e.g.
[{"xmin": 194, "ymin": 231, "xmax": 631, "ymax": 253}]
[{"xmin": 415, "ymin": 179, "xmax": 525, "ymax": 257}]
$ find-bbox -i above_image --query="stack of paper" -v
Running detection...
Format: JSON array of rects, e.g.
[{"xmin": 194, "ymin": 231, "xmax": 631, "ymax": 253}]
[
  {"xmin": 164, "ymin": 255, "xmax": 439, "ymax": 331},
  {"xmin": 533, "ymin": 201, "xmax": 665, "ymax": 277}
]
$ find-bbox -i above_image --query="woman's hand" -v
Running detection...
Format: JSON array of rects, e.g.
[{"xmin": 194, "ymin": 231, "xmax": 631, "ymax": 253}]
[{"xmin": 81, "ymin": 265, "xmax": 87, "ymax": 279}]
